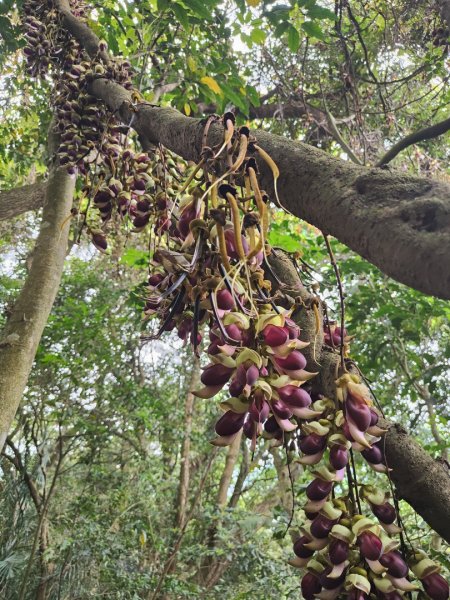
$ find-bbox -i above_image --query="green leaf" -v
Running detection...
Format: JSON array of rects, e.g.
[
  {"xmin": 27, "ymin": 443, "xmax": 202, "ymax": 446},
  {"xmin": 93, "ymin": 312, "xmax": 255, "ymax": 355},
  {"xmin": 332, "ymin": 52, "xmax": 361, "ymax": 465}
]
[
  {"xmin": 120, "ymin": 248, "xmax": 148, "ymax": 268},
  {"xmin": 287, "ymin": 25, "xmax": 300, "ymax": 52},
  {"xmin": 302, "ymin": 20, "xmax": 325, "ymax": 39},
  {"xmin": 172, "ymin": 3, "xmax": 190, "ymax": 29},
  {"xmin": 250, "ymin": 28, "xmax": 267, "ymax": 44},
  {"xmin": 246, "ymin": 85, "xmax": 261, "ymax": 107},
  {"xmin": 274, "ymin": 21, "xmax": 289, "ymax": 37},
  {"xmin": 268, "ymin": 230, "xmax": 299, "ymax": 252},
  {"xmin": 306, "ymin": 4, "xmax": 335, "ymax": 20},
  {"xmin": 220, "ymin": 82, "xmax": 248, "ymax": 113},
  {"xmin": 184, "ymin": 0, "xmax": 213, "ymax": 20}
]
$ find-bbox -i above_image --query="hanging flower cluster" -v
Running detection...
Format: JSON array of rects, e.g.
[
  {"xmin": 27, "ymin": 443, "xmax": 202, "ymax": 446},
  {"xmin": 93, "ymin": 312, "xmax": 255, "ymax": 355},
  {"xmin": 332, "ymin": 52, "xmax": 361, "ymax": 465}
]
[
  {"xmin": 23, "ymin": 0, "xmax": 139, "ymax": 248},
  {"xmin": 21, "ymin": 3, "xmax": 449, "ymax": 599},
  {"xmin": 292, "ymin": 374, "xmax": 448, "ymax": 600}
]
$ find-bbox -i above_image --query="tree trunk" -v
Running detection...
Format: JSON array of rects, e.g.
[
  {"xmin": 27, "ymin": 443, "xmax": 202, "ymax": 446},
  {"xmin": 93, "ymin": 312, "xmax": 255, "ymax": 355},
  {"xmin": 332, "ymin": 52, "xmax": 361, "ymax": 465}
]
[
  {"xmin": 216, "ymin": 431, "xmax": 242, "ymax": 508},
  {"xmin": 35, "ymin": 516, "xmax": 54, "ymax": 600},
  {"xmin": 0, "ymin": 129, "xmax": 74, "ymax": 452},
  {"xmin": 176, "ymin": 356, "xmax": 200, "ymax": 529}
]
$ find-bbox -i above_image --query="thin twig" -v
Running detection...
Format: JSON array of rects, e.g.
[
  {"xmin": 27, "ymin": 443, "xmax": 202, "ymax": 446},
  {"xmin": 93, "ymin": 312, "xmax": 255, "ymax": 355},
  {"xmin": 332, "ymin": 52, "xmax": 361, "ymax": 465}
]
[{"xmin": 376, "ymin": 116, "xmax": 450, "ymax": 167}]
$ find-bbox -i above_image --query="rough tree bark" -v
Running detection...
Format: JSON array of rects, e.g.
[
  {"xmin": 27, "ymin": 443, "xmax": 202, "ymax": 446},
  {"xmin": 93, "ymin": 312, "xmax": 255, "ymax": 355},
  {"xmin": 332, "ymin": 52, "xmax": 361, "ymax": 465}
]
[
  {"xmin": 86, "ymin": 80, "xmax": 450, "ymax": 301},
  {"xmin": 0, "ymin": 181, "xmax": 45, "ymax": 221},
  {"xmin": 0, "ymin": 128, "xmax": 75, "ymax": 453},
  {"xmin": 176, "ymin": 356, "xmax": 200, "ymax": 530}
]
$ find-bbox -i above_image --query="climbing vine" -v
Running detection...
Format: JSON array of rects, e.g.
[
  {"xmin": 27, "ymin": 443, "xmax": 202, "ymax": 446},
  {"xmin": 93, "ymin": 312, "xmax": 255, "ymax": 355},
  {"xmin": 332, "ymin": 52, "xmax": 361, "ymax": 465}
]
[{"xmin": 21, "ymin": 1, "xmax": 449, "ymax": 599}]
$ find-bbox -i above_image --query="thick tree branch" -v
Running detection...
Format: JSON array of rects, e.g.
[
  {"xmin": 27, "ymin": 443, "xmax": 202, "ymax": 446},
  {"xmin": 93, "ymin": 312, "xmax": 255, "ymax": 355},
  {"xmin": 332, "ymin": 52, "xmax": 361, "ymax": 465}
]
[
  {"xmin": 381, "ymin": 417, "xmax": 450, "ymax": 544},
  {"xmin": 56, "ymin": 0, "xmax": 450, "ymax": 299},
  {"xmin": 93, "ymin": 80, "xmax": 450, "ymax": 300},
  {"xmin": 0, "ymin": 129, "xmax": 74, "ymax": 452},
  {"xmin": 0, "ymin": 182, "xmax": 46, "ymax": 221},
  {"xmin": 377, "ymin": 116, "xmax": 450, "ymax": 167}
]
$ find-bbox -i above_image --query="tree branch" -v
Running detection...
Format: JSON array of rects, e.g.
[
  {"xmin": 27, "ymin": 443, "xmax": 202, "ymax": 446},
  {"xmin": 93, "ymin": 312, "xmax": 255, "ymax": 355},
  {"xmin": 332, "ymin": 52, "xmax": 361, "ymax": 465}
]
[
  {"xmin": 376, "ymin": 116, "xmax": 450, "ymax": 167},
  {"xmin": 0, "ymin": 182, "xmax": 46, "ymax": 221},
  {"xmin": 55, "ymin": 0, "xmax": 450, "ymax": 299},
  {"xmin": 381, "ymin": 417, "xmax": 450, "ymax": 544},
  {"xmin": 0, "ymin": 127, "xmax": 75, "ymax": 452}
]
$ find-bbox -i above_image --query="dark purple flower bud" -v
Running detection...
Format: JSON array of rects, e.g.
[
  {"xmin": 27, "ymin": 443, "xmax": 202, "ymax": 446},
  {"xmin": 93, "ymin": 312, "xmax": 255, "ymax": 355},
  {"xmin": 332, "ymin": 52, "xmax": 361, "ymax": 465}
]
[
  {"xmin": 224, "ymin": 228, "xmax": 249, "ymax": 259},
  {"xmin": 136, "ymin": 199, "xmax": 150, "ymax": 214},
  {"xmin": 299, "ymin": 433, "xmax": 327, "ymax": 455},
  {"xmin": 306, "ymin": 478, "xmax": 333, "ymax": 501},
  {"xmin": 310, "ymin": 514, "xmax": 335, "ymax": 539},
  {"xmin": 229, "ymin": 365, "xmax": 247, "ymax": 397},
  {"xmin": 371, "ymin": 502, "xmax": 397, "ymax": 525},
  {"xmin": 207, "ymin": 339, "xmax": 221, "ymax": 356},
  {"xmin": 148, "ymin": 273, "xmax": 164, "ymax": 287},
  {"xmin": 330, "ymin": 444, "xmax": 349, "ymax": 469},
  {"xmin": 133, "ymin": 178, "xmax": 147, "ymax": 192},
  {"xmin": 346, "ymin": 395, "xmax": 371, "ymax": 431},
  {"xmin": 285, "ymin": 317, "xmax": 300, "ymax": 339},
  {"xmin": 177, "ymin": 319, "xmax": 192, "ymax": 341},
  {"xmin": 133, "ymin": 214, "xmax": 150, "ymax": 229},
  {"xmin": 342, "ymin": 421, "xmax": 354, "ymax": 442},
  {"xmin": 301, "ymin": 573, "xmax": 321, "ymax": 600},
  {"xmin": 334, "ymin": 326, "xmax": 347, "ymax": 339},
  {"xmin": 264, "ymin": 416, "xmax": 281, "ymax": 434},
  {"xmin": 262, "ymin": 324, "xmax": 288, "ymax": 347},
  {"xmin": 358, "ymin": 531, "xmax": 383, "ymax": 561},
  {"xmin": 190, "ymin": 331, "xmax": 202, "ymax": 345},
  {"xmin": 91, "ymin": 232, "xmax": 107, "ymax": 252},
  {"xmin": 94, "ymin": 189, "xmax": 112, "ymax": 204},
  {"xmin": 216, "ymin": 289, "xmax": 235, "ymax": 310},
  {"xmin": 201, "ymin": 364, "xmax": 233, "ymax": 387},
  {"xmin": 243, "ymin": 416, "xmax": 254, "ymax": 439},
  {"xmin": 275, "ymin": 350, "xmax": 306, "ymax": 371},
  {"xmin": 215, "ymin": 411, "xmax": 245, "ymax": 437},
  {"xmin": 178, "ymin": 201, "xmax": 198, "ymax": 238},
  {"xmin": 293, "ymin": 535, "xmax": 314, "ymax": 559},
  {"xmin": 329, "ymin": 538, "xmax": 349, "ymax": 565},
  {"xmin": 162, "ymin": 319, "xmax": 176, "ymax": 332},
  {"xmin": 305, "ymin": 511, "xmax": 318, "ymax": 520},
  {"xmin": 422, "ymin": 573, "xmax": 449, "ymax": 600},
  {"xmin": 270, "ymin": 398, "xmax": 293, "ymax": 420},
  {"xmin": 361, "ymin": 443, "xmax": 384, "ymax": 465},
  {"xmin": 278, "ymin": 385, "xmax": 311, "ymax": 408},
  {"xmin": 379, "ymin": 551, "xmax": 409, "ymax": 579}
]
